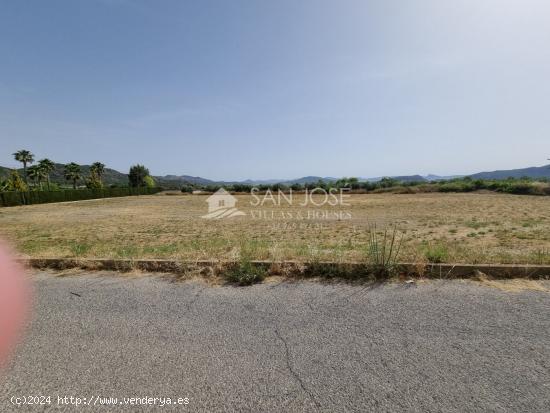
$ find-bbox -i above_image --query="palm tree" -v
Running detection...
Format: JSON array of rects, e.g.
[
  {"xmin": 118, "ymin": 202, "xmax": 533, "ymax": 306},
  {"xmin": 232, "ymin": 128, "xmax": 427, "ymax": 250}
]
[
  {"xmin": 13, "ymin": 150, "xmax": 35, "ymax": 184},
  {"xmin": 38, "ymin": 158, "xmax": 56, "ymax": 190},
  {"xmin": 27, "ymin": 165, "xmax": 41, "ymax": 188},
  {"xmin": 38, "ymin": 166, "xmax": 48, "ymax": 189},
  {"xmin": 90, "ymin": 162, "xmax": 106, "ymax": 184},
  {"xmin": 64, "ymin": 163, "xmax": 82, "ymax": 189},
  {"xmin": 0, "ymin": 179, "xmax": 9, "ymax": 192}
]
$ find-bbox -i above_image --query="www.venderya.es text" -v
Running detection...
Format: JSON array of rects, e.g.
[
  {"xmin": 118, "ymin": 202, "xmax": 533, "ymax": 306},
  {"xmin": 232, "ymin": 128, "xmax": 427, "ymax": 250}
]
[{"xmin": 10, "ymin": 395, "xmax": 190, "ymax": 408}]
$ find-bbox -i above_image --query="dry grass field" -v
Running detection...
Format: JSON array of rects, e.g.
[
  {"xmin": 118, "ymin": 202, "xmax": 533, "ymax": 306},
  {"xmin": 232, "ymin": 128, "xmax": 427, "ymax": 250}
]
[{"xmin": 0, "ymin": 192, "xmax": 549, "ymax": 264}]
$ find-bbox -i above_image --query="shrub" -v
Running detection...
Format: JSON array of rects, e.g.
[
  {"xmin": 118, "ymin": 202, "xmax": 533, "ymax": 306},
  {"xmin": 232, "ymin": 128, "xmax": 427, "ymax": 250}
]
[
  {"xmin": 225, "ymin": 260, "xmax": 267, "ymax": 286},
  {"xmin": 438, "ymin": 181, "xmax": 474, "ymax": 192},
  {"xmin": 422, "ymin": 242, "xmax": 449, "ymax": 263},
  {"xmin": 502, "ymin": 182, "xmax": 534, "ymax": 195},
  {"xmin": 230, "ymin": 183, "xmax": 253, "ymax": 193},
  {"xmin": 180, "ymin": 185, "xmax": 194, "ymax": 193},
  {"xmin": 379, "ymin": 177, "xmax": 399, "ymax": 188}
]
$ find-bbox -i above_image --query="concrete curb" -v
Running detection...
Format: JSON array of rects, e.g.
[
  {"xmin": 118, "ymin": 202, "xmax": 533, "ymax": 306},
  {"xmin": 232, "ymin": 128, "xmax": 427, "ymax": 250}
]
[{"xmin": 20, "ymin": 258, "xmax": 550, "ymax": 280}]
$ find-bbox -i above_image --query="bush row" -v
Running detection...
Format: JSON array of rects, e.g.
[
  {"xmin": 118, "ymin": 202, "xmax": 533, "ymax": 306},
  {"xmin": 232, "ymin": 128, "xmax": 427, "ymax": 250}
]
[
  {"xmin": 183, "ymin": 177, "xmax": 550, "ymax": 196},
  {"xmin": 0, "ymin": 187, "xmax": 162, "ymax": 207}
]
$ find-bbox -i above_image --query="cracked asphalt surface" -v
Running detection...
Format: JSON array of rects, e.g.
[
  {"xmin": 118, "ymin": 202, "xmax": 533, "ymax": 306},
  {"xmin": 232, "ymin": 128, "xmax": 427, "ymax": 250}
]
[{"xmin": 1, "ymin": 272, "xmax": 549, "ymax": 412}]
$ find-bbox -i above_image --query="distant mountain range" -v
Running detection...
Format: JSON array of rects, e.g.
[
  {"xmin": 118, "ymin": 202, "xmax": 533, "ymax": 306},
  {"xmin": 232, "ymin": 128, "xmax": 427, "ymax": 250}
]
[
  {"xmin": 423, "ymin": 174, "xmax": 466, "ymax": 181},
  {"xmin": 1, "ymin": 163, "xmax": 549, "ymax": 188},
  {"xmin": 468, "ymin": 164, "xmax": 550, "ymax": 180},
  {"xmin": 364, "ymin": 174, "xmax": 428, "ymax": 183}
]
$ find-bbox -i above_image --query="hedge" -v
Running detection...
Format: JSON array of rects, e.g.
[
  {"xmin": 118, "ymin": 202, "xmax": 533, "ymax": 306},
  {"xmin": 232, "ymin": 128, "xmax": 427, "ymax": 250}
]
[{"xmin": 0, "ymin": 187, "xmax": 162, "ymax": 207}]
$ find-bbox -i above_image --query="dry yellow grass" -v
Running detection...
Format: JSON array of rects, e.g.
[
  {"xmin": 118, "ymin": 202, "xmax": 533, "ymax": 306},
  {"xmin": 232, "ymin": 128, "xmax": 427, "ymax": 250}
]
[
  {"xmin": 0, "ymin": 192, "xmax": 549, "ymax": 264},
  {"xmin": 470, "ymin": 272, "xmax": 550, "ymax": 292}
]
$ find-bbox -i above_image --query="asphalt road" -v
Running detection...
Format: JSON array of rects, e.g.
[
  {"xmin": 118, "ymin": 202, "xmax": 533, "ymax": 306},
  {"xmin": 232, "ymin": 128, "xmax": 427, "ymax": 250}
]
[{"xmin": 1, "ymin": 272, "xmax": 549, "ymax": 412}]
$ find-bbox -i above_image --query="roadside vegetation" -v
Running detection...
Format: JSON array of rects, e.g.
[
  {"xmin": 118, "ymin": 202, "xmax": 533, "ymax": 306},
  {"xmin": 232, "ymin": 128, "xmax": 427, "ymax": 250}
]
[
  {"xmin": 183, "ymin": 176, "xmax": 550, "ymax": 197},
  {"xmin": 366, "ymin": 225, "xmax": 403, "ymax": 277},
  {"xmin": 225, "ymin": 259, "xmax": 268, "ymax": 286}
]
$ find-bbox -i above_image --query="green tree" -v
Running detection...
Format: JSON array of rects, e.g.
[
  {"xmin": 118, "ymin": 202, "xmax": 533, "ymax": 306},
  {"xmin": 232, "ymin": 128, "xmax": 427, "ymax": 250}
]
[
  {"xmin": 128, "ymin": 164, "xmax": 150, "ymax": 187},
  {"xmin": 13, "ymin": 150, "xmax": 34, "ymax": 184},
  {"xmin": 90, "ymin": 162, "xmax": 106, "ymax": 184},
  {"xmin": 335, "ymin": 177, "xmax": 360, "ymax": 189},
  {"xmin": 38, "ymin": 158, "xmax": 56, "ymax": 190},
  {"xmin": 64, "ymin": 163, "xmax": 82, "ymax": 189},
  {"xmin": 143, "ymin": 175, "xmax": 155, "ymax": 188},
  {"xmin": 7, "ymin": 170, "xmax": 28, "ymax": 192}
]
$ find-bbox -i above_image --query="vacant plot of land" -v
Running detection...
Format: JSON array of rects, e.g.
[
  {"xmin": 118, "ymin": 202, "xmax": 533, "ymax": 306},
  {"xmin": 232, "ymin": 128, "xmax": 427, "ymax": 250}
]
[{"xmin": 0, "ymin": 193, "xmax": 549, "ymax": 264}]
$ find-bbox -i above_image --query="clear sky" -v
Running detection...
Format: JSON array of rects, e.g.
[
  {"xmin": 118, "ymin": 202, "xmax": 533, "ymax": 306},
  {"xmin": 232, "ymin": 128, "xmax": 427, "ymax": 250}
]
[{"xmin": 1, "ymin": 0, "xmax": 549, "ymax": 180}]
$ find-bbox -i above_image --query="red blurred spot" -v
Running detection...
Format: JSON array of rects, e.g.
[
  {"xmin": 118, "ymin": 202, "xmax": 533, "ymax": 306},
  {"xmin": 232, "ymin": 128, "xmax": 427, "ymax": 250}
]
[{"xmin": 0, "ymin": 241, "xmax": 31, "ymax": 370}]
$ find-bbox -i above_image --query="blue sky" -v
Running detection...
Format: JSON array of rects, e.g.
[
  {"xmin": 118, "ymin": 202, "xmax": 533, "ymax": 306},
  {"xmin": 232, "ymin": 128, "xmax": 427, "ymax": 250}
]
[{"xmin": 1, "ymin": 0, "xmax": 549, "ymax": 180}]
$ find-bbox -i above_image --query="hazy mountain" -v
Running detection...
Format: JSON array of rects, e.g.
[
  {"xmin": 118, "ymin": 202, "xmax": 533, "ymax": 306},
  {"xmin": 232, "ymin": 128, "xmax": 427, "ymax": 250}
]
[
  {"xmin": 240, "ymin": 179, "xmax": 285, "ymax": 185},
  {"xmin": 468, "ymin": 164, "xmax": 550, "ymax": 180},
  {"xmin": 0, "ymin": 166, "xmax": 10, "ymax": 179},
  {"xmin": 364, "ymin": 175, "xmax": 427, "ymax": 183},
  {"xmin": 234, "ymin": 176, "xmax": 338, "ymax": 185},
  {"xmin": 283, "ymin": 176, "xmax": 338, "ymax": 185},
  {"xmin": 159, "ymin": 175, "xmax": 215, "ymax": 186},
  {"xmin": 424, "ymin": 174, "xmax": 466, "ymax": 181}
]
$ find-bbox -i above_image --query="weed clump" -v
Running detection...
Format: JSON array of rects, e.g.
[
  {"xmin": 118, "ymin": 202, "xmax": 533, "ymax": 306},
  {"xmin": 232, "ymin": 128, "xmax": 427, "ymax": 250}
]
[
  {"xmin": 225, "ymin": 260, "xmax": 267, "ymax": 286},
  {"xmin": 366, "ymin": 225, "xmax": 403, "ymax": 278},
  {"xmin": 422, "ymin": 242, "xmax": 449, "ymax": 263}
]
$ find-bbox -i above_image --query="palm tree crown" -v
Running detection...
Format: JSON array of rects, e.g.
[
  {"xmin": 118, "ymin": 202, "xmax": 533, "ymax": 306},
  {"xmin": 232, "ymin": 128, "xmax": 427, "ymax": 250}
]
[
  {"xmin": 90, "ymin": 162, "xmax": 106, "ymax": 182},
  {"xmin": 38, "ymin": 159, "xmax": 56, "ymax": 190},
  {"xmin": 13, "ymin": 149, "xmax": 35, "ymax": 183},
  {"xmin": 64, "ymin": 162, "xmax": 82, "ymax": 189},
  {"xmin": 27, "ymin": 165, "xmax": 47, "ymax": 188}
]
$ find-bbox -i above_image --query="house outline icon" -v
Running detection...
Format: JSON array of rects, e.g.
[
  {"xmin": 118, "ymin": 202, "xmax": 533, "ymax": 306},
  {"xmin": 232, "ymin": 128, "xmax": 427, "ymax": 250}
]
[{"xmin": 201, "ymin": 188, "xmax": 246, "ymax": 219}]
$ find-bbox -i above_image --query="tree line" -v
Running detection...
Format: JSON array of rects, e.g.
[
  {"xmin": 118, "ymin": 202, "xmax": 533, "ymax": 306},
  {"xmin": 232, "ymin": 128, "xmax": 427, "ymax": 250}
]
[
  {"xmin": 182, "ymin": 175, "xmax": 550, "ymax": 196},
  {"xmin": 1, "ymin": 150, "xmax": 156, "ymax": 192}
]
